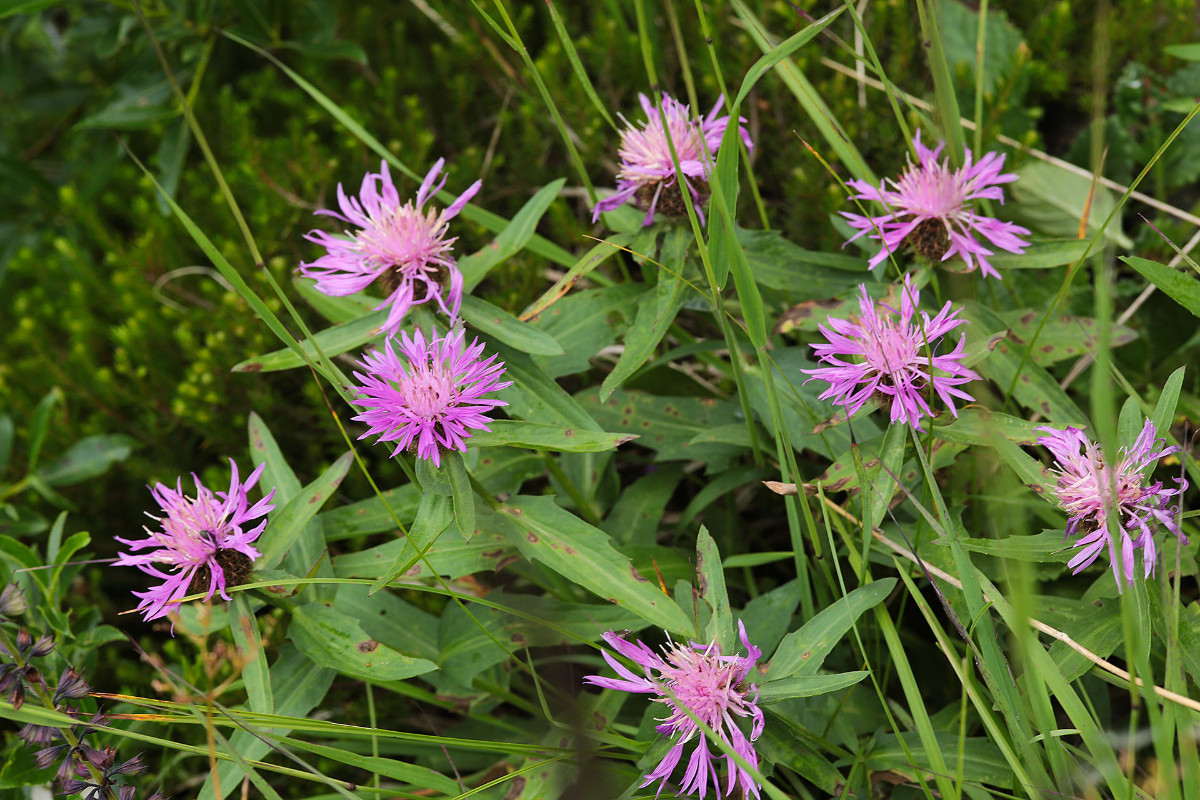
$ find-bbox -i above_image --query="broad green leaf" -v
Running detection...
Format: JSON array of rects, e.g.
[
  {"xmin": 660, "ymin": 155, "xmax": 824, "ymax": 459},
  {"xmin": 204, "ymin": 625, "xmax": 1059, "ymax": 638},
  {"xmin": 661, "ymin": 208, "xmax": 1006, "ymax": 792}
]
[
  {"xmin": 495, "ymin": 344, "xmax": 604, "ymax": 431},
  {"xmin": 333, "ymin": 585, "xmax": 440, "ymax": 661},
  {"xmin": 469, "ymin": 419, "xmax": 635, "ymax": 453},
  {"xmin": 998, "ymin": 308, "xmax": 1137, "ymax": 366},
  {"xmin": 866, "ymin": 733, "xmax": 1013, "ymax": 788},
  {"xmin": 1152, "ymin": 366, "xmax": 1186, "ymax": 439},
  {"xmin": 579, "ymin": 389, "xmax": 744, "ymax": 471},
  {"xmin": 294, "ymin": 276, "xmax": 376, "ymax": 324},
  {"xmin": 367, "ymin": 492, "xmax": 454, "ymax": 594},
  {"xmin": 248, "ymin": 411, "xmax": 303, "ymax": 504},
  {"xmin": 767, "ymin": 579, "xmax": 896, "ymax": 680},
  {"xmin": 697, "ymin": 527, "xmax": 732, "ymax": 651},
  {"xmin": 988, "ymin": 239, "xmax": 1091, "ymax": 270},
  {"xmin": 290, "ymin": 601, "xmax": 439, "ymax": 682},
  {"xmin": 758, "ymin": 671, "xmax": 869, "ymax": 703},
  {"xmin": 933, "ymin": 408, "xmax": 1042, "ymax": 446},
  {"xmin": 27, "ymin": 388, "xmax": 61, "ymax": 471},
  {"xmin": 1165, "ymin": 43, "xmax": 1200, "ymax": 61},
  {"xmin": 1008, "ymin": 161, "xmax": 1131, "ymax": 248},
  {"xmin": 965, "ymin": 301, "xmax": 1087, "ymax": 425},
  {"xmin": 256, "ymin": 452, "xmax": 352, "ymax": 571},
  {"xmin": 946, "ymin": 529, "xmax": 1072, "ymax": 563},
  {"xmin": 35, "ymin": 435, "xmax": 136, "ymax": 487},
  {"xmin": 1047, "ymin": 597, "xmax": 1122, "ymax": 682},
  {"xmin": 494, "ymin": 495, "xmax": 693, "ymax": 635},
  {"xmin": 740, "ymin": 579, "xmax": 803, "ymax": 659},
  {"xmin": 334, "ymin": 519, "xmax": 513, "ymax": 582},
  {"xmin": 233, "ymin": 308, "xmax": 386, "ymax": 373},
  {"xmin": 461, "ymin": 294, "xmax": 563, "ymax": 356},
  {"xmin": 445, "ymin": 451, "xmax": 475, "ymax": 540},
  {"xmin": 740, "ymin": 227, "xmax": 871, "ymax": 296},
  {"xmin": 230, "ymin": 595, "xmax": 273, "ymax": 714},
  {"xmin": 601, "ymin": 465, "xmax": 685, "ymax": 546},
  {"xmin": 0, "ymin": 414, "xmax": 14, "ymax": 473},
  {"xmin": 459, "ymin": 179, "xmax": 567, "ymax": 291},
  {"xmin": 601, "ymin": 228, "xmax": 691, "ymax": 401},
  {"xmin": 530, "ymin": 284, "xmax": 642, "ymax": 379},
  {"xmin": 1124, "ymin": 255, "xmax": 1200, "ymax": 318}
]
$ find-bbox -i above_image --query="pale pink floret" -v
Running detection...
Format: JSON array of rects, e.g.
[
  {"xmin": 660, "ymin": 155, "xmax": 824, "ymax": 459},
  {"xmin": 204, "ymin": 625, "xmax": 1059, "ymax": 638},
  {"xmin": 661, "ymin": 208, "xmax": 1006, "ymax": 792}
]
[
  {"xmin": 351, "ymin": 327, "xmax": 512, "ymax": 467},
  {"xmin": 115, "ymin": 460, "xmax": 276, "ymax": 626},
  {"xmin": 843, "ymin": 131, "xmax": 1031, "ymax": 278},
  {"xmin": 592, "ymin": 92, "xmax": 753, "ymax": 226},
  {"xmin": 802, "ymin": 274, "xmax": 978, "ymax": 432},
  {"xmin": 300, "ymin": 159, "xmax": 481, "ymax": 336},
  {"xmin": 584, "ymin": 620, "xmax": 764, "ymax": 800},
  {"xmin": 1037, "ymin": 421, "xmax": 1187, "ymax": 590}
]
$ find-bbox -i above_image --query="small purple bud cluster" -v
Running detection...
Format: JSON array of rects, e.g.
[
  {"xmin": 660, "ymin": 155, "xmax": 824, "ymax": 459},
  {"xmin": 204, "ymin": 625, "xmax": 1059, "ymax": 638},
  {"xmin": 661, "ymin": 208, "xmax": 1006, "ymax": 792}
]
[{"xmin": 1, "ymin": 584, "xmax": 166, "ymax": 800}]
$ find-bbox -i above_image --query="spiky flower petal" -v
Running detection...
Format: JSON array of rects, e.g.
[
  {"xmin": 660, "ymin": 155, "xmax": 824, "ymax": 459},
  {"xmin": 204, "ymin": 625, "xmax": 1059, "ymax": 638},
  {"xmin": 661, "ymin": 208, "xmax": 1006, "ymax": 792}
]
[
  {"xmin": 592, "ymin": 92, "xmax": 752, "ymax": 226},
  {"xmin": 351, "ymin": 327, "xmax": 512, "ymax": 467},
  {"xmin": 585, "ymin": 621, "xmax": 764, "ymax": 800},
  {"xmin": 300, "ymin": 159, "xmax": 481, "ymax": 336},
  {"xmin": 803, "ymin": 274, "xmax": 978, "ymax": 431},
  {"xmin": 1037, "ymin": 420, "xmax": 1187, "ymax": 589},
  {"xmin": 115, "ymin": 460, "xmax": 275, "ymax": 626},
  {"xmin": 843, "ymin": 131, "xmax": 1030, "ymax": 277}
]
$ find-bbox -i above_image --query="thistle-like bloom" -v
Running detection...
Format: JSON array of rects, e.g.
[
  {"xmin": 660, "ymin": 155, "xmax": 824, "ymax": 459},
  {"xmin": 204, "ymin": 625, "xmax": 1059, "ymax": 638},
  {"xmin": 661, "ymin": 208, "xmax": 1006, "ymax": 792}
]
[
  {"xmin": 843, "ymin": 131, "xmax": 1030, "ymax": 278},
  {"xmin": 584, "ymin": 621, "xmax": 764, "ymax": 800},
  {"xmin": 1037, "ymin": 421, "xmax": 1187, "ymax": 589},
  {"xmin": 351, "ymin": 327, "xmax": 512, "ymax": 467},
  {"xmin": 592, "ymin": 92, "xmax": 752, "ymax": 226},
  {"xmin": 115, "ymin": 460, "xmax": 276, "ymax": 625},
  {"xmin": 300, "ymin": 158, "xmax": 482, "ymax": 336},
  {"xmin": 803, "ymin": 274, "xmax": 978, "ymax": 432}
]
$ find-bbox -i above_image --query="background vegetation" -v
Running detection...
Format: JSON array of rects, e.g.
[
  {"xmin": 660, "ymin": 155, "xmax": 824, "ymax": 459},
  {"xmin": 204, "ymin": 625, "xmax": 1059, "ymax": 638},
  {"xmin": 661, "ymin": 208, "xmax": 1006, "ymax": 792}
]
[{"xmin": 2, "ymin": 1, "xmax": 1200, "ymax": 798}]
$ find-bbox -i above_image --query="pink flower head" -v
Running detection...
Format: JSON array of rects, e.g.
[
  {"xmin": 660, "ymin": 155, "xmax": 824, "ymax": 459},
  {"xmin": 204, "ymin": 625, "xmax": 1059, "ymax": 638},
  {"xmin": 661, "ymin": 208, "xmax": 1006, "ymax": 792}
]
[
  {"xmin": 802, "ymin": 274, "xmax": 978, "ymax": 432},
  {"xmin": 592, "ymin": 92, "xmax": 752, "ymax": 227},
  {"xmin": 584, "ymin": 621, "xmax": 764, "ymax": 800},
  {"xmin": 299, "ymin": 158, "xmax": 482, "ymax": 336},
  {"xmin": 1037, "ymin": 420, "xmax": 1187, "ymax": 589},
  {"xmin": 842, "ymin": 131, "xmax": 1030, "ymax": 278},
  {"xmin": 351, "ymin": 327, "xmax": 512, "ymax": 466},
  {"xmin": 115, "ymin": 460, "xmax": 275, "ymax": 626}
]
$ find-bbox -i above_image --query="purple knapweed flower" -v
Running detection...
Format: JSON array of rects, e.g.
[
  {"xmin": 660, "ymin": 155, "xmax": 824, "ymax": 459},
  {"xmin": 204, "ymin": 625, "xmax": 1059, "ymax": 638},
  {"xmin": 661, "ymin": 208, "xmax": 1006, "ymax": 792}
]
[
  {"xmin": 115, "ymin": 460, "xmax": 275, "ymax": 625},
  {"xmin": 592, "ymin": 92, "xmax": 752, "ymax": 226},
  {"xmin": 843, "ymin": 131, "xmax": 1030, "ymax": 278},
  {"xmin": 803, "ymin": 274, "xmax": 978, "ymax": 432},
  {"xmin": 584, "ymin": 621, "xmax": 764, "ymax": 800},
  {"xmin": 351, "ymin": 327, "xmax": 512, "ymax": 467},
  {"xmin": 300, "ymin": 158, "xmax": 482, "ymax": 336},
  {"xmin": 1037, "ymin": 420, "xmax": 1187, "ymax": 589}
]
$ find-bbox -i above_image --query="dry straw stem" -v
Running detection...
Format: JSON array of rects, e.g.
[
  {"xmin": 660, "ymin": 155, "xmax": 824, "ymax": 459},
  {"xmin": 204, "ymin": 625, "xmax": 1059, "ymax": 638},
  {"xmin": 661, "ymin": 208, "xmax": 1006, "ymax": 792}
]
[{"xmin": 766, "ymin": 481, "xmax": 1200, "ymax": 714}]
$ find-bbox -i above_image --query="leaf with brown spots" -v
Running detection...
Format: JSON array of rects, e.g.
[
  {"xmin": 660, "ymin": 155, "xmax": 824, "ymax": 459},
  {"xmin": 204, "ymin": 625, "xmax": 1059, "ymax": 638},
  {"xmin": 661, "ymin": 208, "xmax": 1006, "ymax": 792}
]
[
  {"xmin": 494, "ymin": 495, "xmax": 693, "ymax": 635},
  {"xmin": 290, "ymin": 601, "xmax": 437, "ymax": 681}
]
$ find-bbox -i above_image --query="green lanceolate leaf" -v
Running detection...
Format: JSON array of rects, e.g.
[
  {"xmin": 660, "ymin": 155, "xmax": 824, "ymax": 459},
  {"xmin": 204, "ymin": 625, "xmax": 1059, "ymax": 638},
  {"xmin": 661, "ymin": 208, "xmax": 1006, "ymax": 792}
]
[
  {"xmin": 290, "ymin": 601, "xmax": 439, "ymax": 682},
  {"xmin": 35, "ymin": 434, "xmax": 137, "ymax": 487},
  {"xmin": 444, "ymin": 450, "xmax": 476, "ymax": 541},
  {"xmin": 468, "ymin": 420, "xmax": 636, "ymax": 453},
  {"xmin": 757, "ymin": 671, "xmax": 870, "ymax": 703},
  {"xmin": 461, "ymin": 294, "xmax": 564, "ymax": 356},
  {"xmin": 460, "ymin": 178, "xmax": 568, "ymax": 291},
  {"xmin": 697, "ymin": 527, "xmax": 733, "ymax": 651},
  {"xmin": 493, "ymin": 495, "xmax": 693, "ymax": 636},
  {"xmin": 767, "ymin": 579, "xmax": 895, "ymax": 680},
  {"xmin": 1124, "ymin": 255, "xmax": 1200, "ymax": 318},
  {"xmin": 233, "ymin": 309, "xmax": 387, "ymax": 373},
  {"xmin": 256, "ymin": 452, "xmax": 353, "ymax": 571}
]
